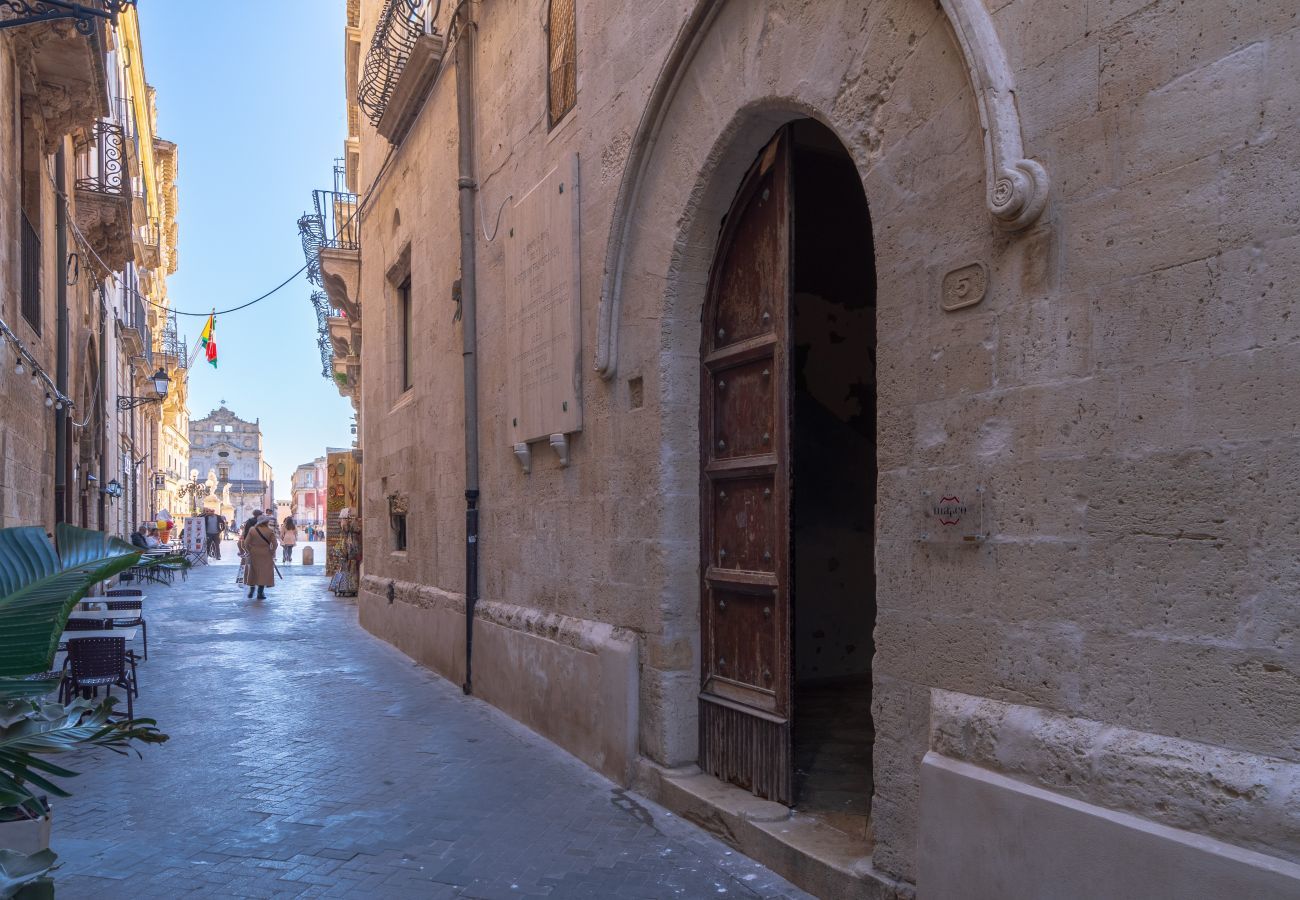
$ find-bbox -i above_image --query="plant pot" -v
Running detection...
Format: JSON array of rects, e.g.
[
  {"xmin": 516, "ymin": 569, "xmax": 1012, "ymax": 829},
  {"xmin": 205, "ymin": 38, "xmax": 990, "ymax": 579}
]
[{"xmin": 0, "ymin": 810, "xmax": 52, "ymax": 854}]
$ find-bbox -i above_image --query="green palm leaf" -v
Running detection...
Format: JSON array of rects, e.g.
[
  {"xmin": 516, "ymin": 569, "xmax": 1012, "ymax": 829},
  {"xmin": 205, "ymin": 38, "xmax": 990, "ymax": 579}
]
[{"xmin": 0, "ymin": 525, "xmax": 141, "ymax": 679}]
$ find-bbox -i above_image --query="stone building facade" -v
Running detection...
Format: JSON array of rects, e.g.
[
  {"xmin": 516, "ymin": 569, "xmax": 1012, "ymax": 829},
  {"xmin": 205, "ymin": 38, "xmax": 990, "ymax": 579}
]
[
  {"xmin": 290, "ymin": 455, "xmax": 329, "ymax": 527},
  {"xmin": 0, "ymin": 5, "xmax": 183, "ymax": 537},
  {"xmin": 316, "ymin": 0, "xmax": 1300, "ymax": 895},
  {"xmin": 188, "ymin": 406, "xmax": 273, "ymax": 525}
]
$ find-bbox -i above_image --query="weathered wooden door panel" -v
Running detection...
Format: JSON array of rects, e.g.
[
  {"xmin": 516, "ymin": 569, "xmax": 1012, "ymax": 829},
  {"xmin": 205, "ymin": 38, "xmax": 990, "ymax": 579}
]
[{"xmin": 700, "ymin": 130, "xmax": 793, "ymax": 805}]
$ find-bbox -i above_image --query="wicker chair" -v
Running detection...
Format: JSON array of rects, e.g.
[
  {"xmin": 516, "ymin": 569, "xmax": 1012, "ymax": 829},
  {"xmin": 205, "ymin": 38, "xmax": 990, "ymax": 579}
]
[
  {"xmin": 61, "ymin": 637, "xmax": 136, "ymax": 720},
  {"xmin": 106, "ymin": 599, "xmax": 147, "ymax": 661},
  {"xmin": 58, "ymin": 616, "xmax": 109, "ymax": 653}
]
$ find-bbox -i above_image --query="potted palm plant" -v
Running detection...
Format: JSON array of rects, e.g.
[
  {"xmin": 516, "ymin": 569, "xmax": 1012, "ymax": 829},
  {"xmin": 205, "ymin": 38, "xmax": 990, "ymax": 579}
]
[{"xmin": 0, "ymin": 524, "xmax": 169, "ymax": 895}]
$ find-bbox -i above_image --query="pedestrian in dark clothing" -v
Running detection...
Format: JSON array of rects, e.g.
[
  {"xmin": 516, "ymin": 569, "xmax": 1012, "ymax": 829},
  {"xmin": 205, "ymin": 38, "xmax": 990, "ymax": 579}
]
[{"xmin": 129, "ymin": 525, "xmax": 149, "ymax": 549}]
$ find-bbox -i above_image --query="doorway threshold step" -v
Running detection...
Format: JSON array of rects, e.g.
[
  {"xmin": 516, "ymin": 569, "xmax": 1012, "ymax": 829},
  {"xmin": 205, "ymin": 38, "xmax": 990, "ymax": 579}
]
[{"xmin": 635, "ymin": 760, "xmax": 912, "ymax": 900}]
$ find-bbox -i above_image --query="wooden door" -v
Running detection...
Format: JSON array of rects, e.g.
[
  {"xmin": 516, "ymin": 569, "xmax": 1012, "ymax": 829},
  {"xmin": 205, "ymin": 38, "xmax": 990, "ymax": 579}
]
[{"xmin": 699, "ymin": 130, "xmax": 793, "ymax": 804}]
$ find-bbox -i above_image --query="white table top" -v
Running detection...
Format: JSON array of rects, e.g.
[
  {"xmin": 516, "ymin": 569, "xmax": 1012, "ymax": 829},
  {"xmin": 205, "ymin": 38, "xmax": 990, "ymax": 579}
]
[{"xmin": 61, "ymin": 628, "xmax": 138, "ymax": 641}]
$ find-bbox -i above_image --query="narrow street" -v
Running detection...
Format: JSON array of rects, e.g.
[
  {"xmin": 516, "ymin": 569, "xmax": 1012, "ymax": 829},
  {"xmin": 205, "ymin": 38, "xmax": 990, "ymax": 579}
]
[{"xmin": 54, "ymin": 560, "xmax": 809, "ymax": 899}]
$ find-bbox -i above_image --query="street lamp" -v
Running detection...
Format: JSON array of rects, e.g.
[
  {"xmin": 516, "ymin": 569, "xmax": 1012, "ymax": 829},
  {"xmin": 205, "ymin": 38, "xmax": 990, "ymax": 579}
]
[
  {"xmin": 104, "ymin": 479, "xmax": 123, "ymax": 498},
  {"xmin": 116, "ymin": 367, "xmax": 171, "ymax": 410}
]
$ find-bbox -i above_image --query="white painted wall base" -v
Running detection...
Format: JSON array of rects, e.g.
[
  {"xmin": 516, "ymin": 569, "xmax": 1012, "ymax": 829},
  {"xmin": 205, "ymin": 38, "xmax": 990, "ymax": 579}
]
[{"xmin": 918, "ymin": 753, "xmax": 1300, "ymax": 900}]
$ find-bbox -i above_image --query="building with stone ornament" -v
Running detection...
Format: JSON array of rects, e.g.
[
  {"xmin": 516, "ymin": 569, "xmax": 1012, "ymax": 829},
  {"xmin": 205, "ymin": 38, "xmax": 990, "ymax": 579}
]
[
  {"xmin": 0, "ymin": 5, "xmax": 183, "ymax": 537},
  {"xmin": 298, "ymin": 1, "xmax": 1300, "ymax": 896},
  {"xmin": 188, "ymin": 406, "xmax": 273, "ymax": 527}
]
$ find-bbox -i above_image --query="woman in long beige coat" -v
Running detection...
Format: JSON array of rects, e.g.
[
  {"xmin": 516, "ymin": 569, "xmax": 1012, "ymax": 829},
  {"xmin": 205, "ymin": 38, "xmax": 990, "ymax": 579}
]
[{"xmin": 241, "ymin": 515, "xmax": 278, "ymax": 599}]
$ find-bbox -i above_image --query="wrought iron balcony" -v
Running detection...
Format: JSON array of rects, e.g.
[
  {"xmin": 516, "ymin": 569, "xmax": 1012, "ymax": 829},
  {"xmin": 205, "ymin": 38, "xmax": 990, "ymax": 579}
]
[
  {"xmin": 153, "ymin": 310, "xmax": 187, "ymax": 371},
  {"xmin": 310, "ymin": 291, "xmax": 335, "ymax": 379},
  {"xmin": 74, "ymin": 117, "xmax": 134, "ymax": 273},
  {"xmin": 358, "ymin": 0, "xmax": 446, "ymax": 144},
  {"xmin": 74, "ymin": 118, "xmax": 126, "ymax": 195},
  {"xmin": 0, "ymin": 1, "xmax": 135, "ymax": 34},
  {"xmin": 298, "ymin": 159, "xmax": 359, "ymax": 287}
]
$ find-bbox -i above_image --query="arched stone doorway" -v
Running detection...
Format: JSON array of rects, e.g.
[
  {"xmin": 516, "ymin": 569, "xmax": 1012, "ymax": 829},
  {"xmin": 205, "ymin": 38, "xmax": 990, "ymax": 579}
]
[{"xmin": 699, "ymin": 119, "xmax": 875, "ymax": 829}]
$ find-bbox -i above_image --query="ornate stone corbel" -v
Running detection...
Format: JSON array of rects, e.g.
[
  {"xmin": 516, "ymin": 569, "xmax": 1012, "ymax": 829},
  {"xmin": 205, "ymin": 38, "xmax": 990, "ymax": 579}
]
[
  {"xmin": 549, "ymin": 434, "xmax": 570, "ymax": 468},
  {"xmin": 513, "ymin": 442, "xmax": 532, "ymax": 474},
  {"xmin": 939, "ymin": 0, "xmax": 1050, "ymax": 231}
]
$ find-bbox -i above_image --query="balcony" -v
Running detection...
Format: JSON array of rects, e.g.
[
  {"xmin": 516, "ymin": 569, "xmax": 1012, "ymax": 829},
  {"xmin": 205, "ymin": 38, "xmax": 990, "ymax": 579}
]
[
  {"xmin": 118, "ymin": 290, "xmax": 150, "ymax": 362},
  {"xmin": 357, "ymin": 0, "xmax": 446, "ymax": 145},
  {"xmin": 137, "ymin": 215, "xmax": 161, "ymax": 269},
  {"xmin": 4, "ymin": 3, "xmax": 110, "ymax": 152},
  {"xmin": 298, "ymin": 163, "xmax": 360, "ymax": 319},
  {"xmin": 74, "ymin": 118, "xmax": 133, "ymax": 273},
  {"xmin": 153, "ymin": 310, "xmax": 188, "ymax": 373}
]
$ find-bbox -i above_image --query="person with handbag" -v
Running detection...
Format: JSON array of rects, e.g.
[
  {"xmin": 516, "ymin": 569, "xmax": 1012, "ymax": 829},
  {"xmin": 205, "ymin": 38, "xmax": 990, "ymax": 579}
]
[{"xmin": 240, "ymin": 514, "xmax": 278, "ymax": 600}]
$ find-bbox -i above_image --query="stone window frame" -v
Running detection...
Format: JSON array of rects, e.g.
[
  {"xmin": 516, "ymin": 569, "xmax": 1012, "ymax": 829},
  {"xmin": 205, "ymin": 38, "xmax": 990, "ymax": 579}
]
[{"xmin": 386, "ymin": 243, "xmax": 414, "ymax": 406}]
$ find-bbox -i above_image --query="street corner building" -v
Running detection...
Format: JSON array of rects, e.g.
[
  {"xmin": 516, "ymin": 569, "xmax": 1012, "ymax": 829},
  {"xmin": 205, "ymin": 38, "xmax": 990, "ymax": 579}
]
[
  {"xmin": 0, "ymin": 4, "xmax": 187, "ymax": 537},
  {"xmin": 303, "ymin": 1, "xmax": 1300, "ymax": 897}
]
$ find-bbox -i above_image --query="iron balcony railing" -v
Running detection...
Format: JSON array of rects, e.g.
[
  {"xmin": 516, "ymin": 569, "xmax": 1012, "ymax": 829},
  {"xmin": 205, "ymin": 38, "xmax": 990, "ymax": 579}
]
[
  {"xmin": 310, "ymin": 290, "xmax": 338, "ymax": 379},
  {"xmin": 20, "ymin": 211, "xmax": 40, "ymax": 335},
  {"xmin": 74, "ymin": 119, "xmax": 127, "ymax": 195},
  {"xmin": 358, "ymin": 0, "xmax": 439, "ymax": 127},
  {"xmin": 298, "ymin": 161, "xmax": 359, "ymax": 288},
  {"xmin": 121, "ymin": 290, "xmax": 152, "ymax": 364},
  {"xmin": 154, "ymin": 310, "xmax": 187, "ymax": 370}
]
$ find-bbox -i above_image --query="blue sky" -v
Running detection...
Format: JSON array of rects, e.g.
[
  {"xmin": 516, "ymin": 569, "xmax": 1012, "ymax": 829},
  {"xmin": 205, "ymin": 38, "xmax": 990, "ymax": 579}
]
[{"xmin": 138, "ymin": 1, "xmax": 355, "ymax": 496}]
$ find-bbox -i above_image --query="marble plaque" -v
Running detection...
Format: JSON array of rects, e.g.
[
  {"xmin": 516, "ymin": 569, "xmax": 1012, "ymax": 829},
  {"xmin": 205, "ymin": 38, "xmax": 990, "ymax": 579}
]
[{"xmin": 506, "ymin": 155, "xmax": 582, "ymax": 445}]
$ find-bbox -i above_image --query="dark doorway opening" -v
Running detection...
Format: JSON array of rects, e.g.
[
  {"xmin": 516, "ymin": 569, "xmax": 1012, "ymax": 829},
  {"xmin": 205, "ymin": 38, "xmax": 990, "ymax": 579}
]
[{"xmin": 790, "ymin": 120, "xmax": 876, "ymax": 839}]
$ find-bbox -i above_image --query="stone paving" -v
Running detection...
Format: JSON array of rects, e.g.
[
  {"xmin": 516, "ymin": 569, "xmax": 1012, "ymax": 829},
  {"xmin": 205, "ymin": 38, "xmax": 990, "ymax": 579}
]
[{"xmin": 54, "ymin": 553, "xmax": 810, "ymax": 899}]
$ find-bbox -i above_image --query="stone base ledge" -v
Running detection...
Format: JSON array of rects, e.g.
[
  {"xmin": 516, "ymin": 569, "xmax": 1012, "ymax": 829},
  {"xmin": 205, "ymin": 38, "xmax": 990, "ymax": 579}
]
[
  {"xmin": 919, "ymin": 753, "xmax": 1300, "ymax": 900},
  {"xmin": 634, "ymin": 759, "xmax": 913, "ymax": 900},
  {"xmin": 357, "ymin": 579, "xmax": 638, "ymax": 784},
  {"xmin": 929, "ymin": 689, "xmax": 1300, "ymax": 864},
  {"xmin": 359, "ymin": 574, "xmax": 634, "ymax": 654}
]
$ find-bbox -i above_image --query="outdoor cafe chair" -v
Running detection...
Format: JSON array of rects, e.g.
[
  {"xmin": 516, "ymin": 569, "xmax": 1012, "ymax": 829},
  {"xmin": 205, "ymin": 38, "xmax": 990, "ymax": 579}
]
[
  {"xmin": 106, "ymin": 599, "xmax": 147, "ymax": 661},
  {"xmin": 60, "ymin": 637, "xmax": 137, "ymax": 719},
  {"xmin": 58, "ymin": 616, "xmax": 110, "ymax": 652}
]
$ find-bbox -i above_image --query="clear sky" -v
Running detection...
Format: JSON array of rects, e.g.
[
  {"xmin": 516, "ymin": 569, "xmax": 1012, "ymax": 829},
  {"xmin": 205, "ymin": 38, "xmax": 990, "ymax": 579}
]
[{"xmin": 138, "ymin": 1, "xmax": 355, "ymax": 499}]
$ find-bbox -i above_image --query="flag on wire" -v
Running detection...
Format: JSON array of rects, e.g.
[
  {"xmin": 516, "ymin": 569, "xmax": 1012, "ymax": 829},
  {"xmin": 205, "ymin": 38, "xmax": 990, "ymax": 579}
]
[{"xmin": 200, "ymin": 313, "xmax": 218, "ymax": 368}]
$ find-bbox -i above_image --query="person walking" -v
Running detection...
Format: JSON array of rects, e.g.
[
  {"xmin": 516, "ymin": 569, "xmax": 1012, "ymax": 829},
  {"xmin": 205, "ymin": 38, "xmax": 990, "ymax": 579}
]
[
  {"xmin": 204, "ymin": 510, "xmax": 222, "ymax": 559},
  {"xmin": 240, "ymin": 514, "xmax": 277, "ymax": 600},
  {"xmin": 281, "ymin": 516, "xmax": 297, "ymax": 564}
]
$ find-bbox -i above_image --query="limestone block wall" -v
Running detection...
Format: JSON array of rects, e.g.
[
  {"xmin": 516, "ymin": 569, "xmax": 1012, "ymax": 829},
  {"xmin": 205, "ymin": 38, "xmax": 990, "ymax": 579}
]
[{"xmin": 353, "ymin": 0, "xmax": 1300, "ymax": 887}]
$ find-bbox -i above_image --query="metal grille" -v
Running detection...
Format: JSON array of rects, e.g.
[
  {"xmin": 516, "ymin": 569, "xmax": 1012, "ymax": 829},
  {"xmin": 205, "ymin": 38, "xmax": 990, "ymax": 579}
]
[
  {"xmin": 357, "ymin": 0, "xmax": 428, "ymax": 128},
  {"xmin": 20, "ymin": 211, "xmax": 40, "ymax": 334},
  {"xmin": 298, "ymin": 161, "xmax": 359, "ymax": 289},
  {"xmin": 74, "ymin": 120, "xmax": 126, "ymax": 195},
  {"xmin": 547, "ymin": 0, "xmax": 577, "ymax": 126},
  {"xmin": 311, "ymin": 290, "xmax": 336, "ymax": 379}
]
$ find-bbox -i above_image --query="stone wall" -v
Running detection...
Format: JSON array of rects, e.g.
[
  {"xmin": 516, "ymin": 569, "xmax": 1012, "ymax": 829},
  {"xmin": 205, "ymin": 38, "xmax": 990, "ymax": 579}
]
[{"xmin": 353, "ymin": 0, "xmax": 1300, "ymax": 889}]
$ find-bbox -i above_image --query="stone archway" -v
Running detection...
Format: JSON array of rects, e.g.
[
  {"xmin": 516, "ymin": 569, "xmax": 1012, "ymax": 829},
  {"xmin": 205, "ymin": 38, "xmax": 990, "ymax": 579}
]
[{"xmin": 613, "ymin": 0, "xmax": 1053, "ymax": 885}]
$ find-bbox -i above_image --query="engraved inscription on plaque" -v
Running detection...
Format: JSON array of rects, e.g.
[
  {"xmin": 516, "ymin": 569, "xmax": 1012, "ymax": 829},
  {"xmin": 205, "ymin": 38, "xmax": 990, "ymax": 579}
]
[
  {"xmin": 506, "ymin": 155, "xmax": 582, "ymax": 445},
  {"xmin": 941, "ymin": 262, "xmax": 988, "ymax": 312}
]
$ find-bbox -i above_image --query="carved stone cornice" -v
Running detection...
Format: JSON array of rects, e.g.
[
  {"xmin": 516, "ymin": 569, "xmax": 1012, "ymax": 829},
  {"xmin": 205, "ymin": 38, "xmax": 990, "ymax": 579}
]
[
  {"xmin": 73, "ymin": 185, "xmax": 132, "ymax": 274},
  {"xmin": 319, "ymin": 246, "xmax": 361, "ymax": 321},
  {"xmin": 10, "ymin": 17, "xmax": 109, "ymax": 152}
]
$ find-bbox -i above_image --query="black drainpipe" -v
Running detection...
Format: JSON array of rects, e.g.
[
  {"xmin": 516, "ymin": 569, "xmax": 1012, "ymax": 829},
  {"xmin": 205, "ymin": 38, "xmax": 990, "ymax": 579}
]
[
  {"xmin": 54, "ymin": 145, "xmax": 70, "ymax": 524},
  {"xmin": 455, "ymin": 2, "xmax": 480, "ymax": 695}
]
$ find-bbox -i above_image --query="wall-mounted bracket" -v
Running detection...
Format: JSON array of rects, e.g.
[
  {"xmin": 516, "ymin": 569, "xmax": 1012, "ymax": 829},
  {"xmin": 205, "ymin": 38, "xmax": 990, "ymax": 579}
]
[
  {"xmin": 549, "ymin": 433, "xmax": 570, "ymax": 468},
  {"xmin": 513, "ymin": 442, "xmax": 532, "ymax": 474}
]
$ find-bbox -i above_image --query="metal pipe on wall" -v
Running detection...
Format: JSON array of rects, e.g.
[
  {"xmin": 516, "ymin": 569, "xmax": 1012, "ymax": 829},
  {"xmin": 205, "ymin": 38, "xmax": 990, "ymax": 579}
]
[
  {"xmin": 455, "ymin": 1, "xmax": 481, "ymax": 696},
  {"xmin": 54, "ymin": 145, "xmax": 70, "ymax": 524}
]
